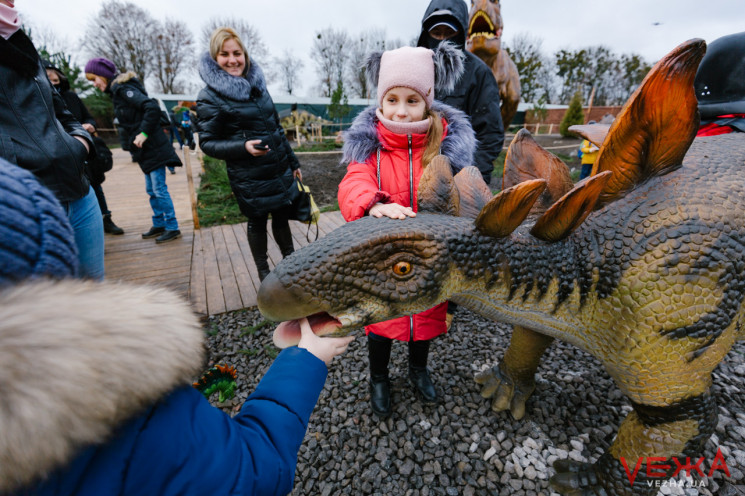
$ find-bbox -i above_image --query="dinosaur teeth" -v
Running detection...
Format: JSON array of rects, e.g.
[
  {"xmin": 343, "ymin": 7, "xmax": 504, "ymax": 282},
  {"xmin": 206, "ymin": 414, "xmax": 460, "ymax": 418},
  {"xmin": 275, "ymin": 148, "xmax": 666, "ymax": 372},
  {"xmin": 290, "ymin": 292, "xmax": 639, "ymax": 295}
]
[
  {"xmin": 338, "ymin": 315, "xmax": 356, "ymax": 327},
  {"xmin": 469, "ymin": 32, "xmax": 497, "ymax": 40}
]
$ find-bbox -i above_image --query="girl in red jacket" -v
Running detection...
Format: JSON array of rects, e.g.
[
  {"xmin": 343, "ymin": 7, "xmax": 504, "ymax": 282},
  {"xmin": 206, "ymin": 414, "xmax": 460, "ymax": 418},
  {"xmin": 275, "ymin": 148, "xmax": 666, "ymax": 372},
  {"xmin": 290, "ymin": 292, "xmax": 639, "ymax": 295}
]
[{"xmin": 338, "ymin": 43, "xmax": 476, "ymax": 418}]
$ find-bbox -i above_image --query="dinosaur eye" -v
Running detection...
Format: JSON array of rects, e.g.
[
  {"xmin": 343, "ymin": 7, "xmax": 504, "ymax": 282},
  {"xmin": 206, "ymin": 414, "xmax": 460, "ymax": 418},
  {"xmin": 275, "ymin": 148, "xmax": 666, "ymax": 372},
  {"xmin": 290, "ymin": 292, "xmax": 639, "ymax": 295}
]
[{"xmin": 393, "ymin": 261, "xmax": 413, "ymax": 276}]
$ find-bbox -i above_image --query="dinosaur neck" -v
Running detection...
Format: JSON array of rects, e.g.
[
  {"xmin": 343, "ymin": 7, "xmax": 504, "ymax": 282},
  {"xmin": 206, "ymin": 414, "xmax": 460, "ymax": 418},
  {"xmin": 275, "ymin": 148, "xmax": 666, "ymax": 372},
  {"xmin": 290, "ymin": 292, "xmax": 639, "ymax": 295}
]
[{"xmin": 448, "ymin": 227, "xmax": 589, "ymax": 347}]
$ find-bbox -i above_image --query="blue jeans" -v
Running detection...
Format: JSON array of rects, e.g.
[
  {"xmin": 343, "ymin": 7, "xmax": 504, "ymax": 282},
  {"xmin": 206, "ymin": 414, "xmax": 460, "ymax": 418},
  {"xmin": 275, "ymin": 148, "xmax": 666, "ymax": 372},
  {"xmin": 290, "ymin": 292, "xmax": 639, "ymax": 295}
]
[
  {"xmin": 144, "ymin": 167, "xmax": 179, "ymax": 231},
  {"xmin": 63, "ymin": 186, "xmax": 105, "ymax": 280}
]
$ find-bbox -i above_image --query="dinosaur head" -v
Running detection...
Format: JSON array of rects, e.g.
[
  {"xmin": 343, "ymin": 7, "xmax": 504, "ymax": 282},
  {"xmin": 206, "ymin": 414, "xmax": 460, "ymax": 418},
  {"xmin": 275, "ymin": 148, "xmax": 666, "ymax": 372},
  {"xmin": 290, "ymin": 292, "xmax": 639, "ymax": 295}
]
[
  {"xmin": 258, "ymin": 151, "xmax": 614, "ymax": 348},
  {"xmin": 258, "ymin": 214, "xmax": 464, "ymax": 347},
  {"xmin": 467, "ymin": 0, "xmax": 504, "ymax": 56}
]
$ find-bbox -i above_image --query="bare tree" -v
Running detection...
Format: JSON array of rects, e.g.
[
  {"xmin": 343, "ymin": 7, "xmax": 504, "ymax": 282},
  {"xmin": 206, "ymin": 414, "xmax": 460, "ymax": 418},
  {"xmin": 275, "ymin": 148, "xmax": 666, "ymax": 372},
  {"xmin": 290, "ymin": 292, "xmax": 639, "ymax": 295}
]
[
  {"xmin": 505, "ymin": 32, "xmax": 550, "ymax": 104},
  {"xmin": 345, "ymin": 29, "xmax": 402, "ymax": 99},
  {"xmin": 311, "ymin": 27, "xmax": 349, "ymax": 98},
  {"xmin": 151, "ymin": 18, "xmax": 194, "ymax": 94},
  {"xmin": 274, "ymin": 49, "xmax": 304, "ymax": 95},
  {"xmin": 82, "ymin": 0, "xmax": 157, "ymax": 82}
]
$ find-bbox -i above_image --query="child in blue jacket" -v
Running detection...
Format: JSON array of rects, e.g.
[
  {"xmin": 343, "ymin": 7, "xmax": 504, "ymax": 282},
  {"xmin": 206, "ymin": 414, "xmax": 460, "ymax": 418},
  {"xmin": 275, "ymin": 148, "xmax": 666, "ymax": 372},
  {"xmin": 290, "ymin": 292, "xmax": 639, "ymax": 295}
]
[{"xmin": 0, "ymin": 157, "xmax": 353, "ymax": 496}]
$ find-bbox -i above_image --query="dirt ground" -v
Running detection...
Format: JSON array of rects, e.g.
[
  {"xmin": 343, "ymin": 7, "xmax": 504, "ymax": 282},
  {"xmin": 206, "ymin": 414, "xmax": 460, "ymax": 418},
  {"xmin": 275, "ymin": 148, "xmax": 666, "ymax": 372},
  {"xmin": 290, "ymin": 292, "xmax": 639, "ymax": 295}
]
[{"xmin": 296, "ymin": 134, "xmax": 583, "ymax": 209}]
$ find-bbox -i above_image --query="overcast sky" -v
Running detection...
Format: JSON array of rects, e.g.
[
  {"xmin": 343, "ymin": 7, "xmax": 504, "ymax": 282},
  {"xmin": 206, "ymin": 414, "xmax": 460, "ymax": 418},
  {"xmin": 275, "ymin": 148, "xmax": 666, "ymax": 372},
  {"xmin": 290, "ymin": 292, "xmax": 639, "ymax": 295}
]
[{"xmin": 17, "ymin": 0, "xmax": 745, "ymax": 98}]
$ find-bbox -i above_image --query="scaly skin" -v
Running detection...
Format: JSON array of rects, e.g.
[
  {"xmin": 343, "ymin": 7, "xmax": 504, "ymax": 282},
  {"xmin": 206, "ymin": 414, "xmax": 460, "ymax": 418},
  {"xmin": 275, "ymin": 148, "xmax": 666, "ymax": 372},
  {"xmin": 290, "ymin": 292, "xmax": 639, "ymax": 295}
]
[{"xmin": 259, "ymin": 133, "xmax": 745, "ymax": 495}]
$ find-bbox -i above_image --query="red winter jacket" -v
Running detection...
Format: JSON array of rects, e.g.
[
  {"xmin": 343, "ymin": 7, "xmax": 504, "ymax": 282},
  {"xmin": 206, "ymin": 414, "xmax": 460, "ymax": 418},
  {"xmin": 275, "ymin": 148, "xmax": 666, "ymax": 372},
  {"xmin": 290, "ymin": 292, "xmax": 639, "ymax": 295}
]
[{"xmin": 338, "ymin": 119, "xmax": 450, "ymax": 341}]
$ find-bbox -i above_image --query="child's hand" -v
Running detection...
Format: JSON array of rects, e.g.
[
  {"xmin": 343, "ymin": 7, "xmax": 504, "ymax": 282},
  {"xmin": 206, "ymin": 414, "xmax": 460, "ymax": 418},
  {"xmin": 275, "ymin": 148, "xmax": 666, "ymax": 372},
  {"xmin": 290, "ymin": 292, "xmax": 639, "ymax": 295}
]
[
  {"xmin": 297, "ymin": 318, "xmax": 354, "ymax": 366},
  {"xmin": 369, "ymin": 202, "xmax": 416, "ymax": 219}
]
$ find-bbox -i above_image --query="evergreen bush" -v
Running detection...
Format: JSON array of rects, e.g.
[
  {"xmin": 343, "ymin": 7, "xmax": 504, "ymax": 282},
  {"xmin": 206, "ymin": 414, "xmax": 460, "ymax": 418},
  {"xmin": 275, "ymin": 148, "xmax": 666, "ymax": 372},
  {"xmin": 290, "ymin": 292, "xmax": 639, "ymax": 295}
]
[{"xmin": 559, "ymin": 91, "xmax": 585, "ymax": 137}]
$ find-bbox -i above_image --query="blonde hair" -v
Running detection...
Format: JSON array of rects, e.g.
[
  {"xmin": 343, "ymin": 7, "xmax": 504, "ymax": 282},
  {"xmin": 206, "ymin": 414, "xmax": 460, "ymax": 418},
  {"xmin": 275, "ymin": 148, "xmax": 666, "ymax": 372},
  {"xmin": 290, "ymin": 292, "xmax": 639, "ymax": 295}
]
[
  {"xmin": 422, "ymin": 109, "xmax": 444, "ymax": 168},
  {"xmin": 85, "ymin": 73, "xmax": 108, "ymax": 85},
  {"xmin": 209, "ymin": 26, "xmax": 249, "ymax": 69}
]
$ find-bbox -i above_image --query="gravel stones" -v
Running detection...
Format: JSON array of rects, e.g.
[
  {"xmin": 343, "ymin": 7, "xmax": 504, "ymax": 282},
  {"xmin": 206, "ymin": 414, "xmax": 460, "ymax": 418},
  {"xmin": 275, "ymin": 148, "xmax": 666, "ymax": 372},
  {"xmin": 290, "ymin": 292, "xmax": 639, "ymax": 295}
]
[{"xmin": 203, "ymin": 307, "xmax": 745, "ymax": 495}]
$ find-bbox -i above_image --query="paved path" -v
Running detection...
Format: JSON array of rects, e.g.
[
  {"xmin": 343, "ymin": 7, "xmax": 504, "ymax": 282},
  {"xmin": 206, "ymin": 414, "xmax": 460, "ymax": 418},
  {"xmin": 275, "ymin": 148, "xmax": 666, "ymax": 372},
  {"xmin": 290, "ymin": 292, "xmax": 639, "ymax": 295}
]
[{"xmin": 102, "ymin": 145, "xmax": 343, "ymax": 316}]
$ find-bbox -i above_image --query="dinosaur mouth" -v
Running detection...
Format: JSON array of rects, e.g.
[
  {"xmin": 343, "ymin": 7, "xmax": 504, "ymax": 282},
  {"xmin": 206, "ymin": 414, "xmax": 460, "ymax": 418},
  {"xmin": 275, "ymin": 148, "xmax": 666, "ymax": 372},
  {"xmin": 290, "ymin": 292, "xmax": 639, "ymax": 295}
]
[
  {"xmin": 468, "ymin": 10, "xmax": 498, "ymax": 40},
  {"xmin": 272, "ymin": 312, "xmax": 345, "ymax": 348}
]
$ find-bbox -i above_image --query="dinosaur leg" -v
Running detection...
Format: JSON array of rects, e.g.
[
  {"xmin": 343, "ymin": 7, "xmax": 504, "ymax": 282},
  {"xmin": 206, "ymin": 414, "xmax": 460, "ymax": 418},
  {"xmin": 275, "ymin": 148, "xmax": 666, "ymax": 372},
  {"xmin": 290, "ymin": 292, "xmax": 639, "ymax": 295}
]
[
  {"xmin": 474, "ymin": 325, "xmax": 553, "ymax": 419},
  {"xmin": 550, "ymin": 390, "xmax": 718, "ymax": 496}
]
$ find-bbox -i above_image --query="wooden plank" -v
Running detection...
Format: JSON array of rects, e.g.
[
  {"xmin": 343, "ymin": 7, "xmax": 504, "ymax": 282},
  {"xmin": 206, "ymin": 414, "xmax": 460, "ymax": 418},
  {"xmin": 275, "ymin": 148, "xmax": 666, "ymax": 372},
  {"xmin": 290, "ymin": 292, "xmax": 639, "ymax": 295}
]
[
  {"xmin": 212, "ymin": 225, "xmax": 244, "ymax": 312},
  {"xmin": 201, "ymin": 228, "xmax": 226, "ymax": 315},
  {"xmin": 316, "ymin": 212, "xmax": 340, "ymax": 236},
  {"xmin": 189, "ymin": 229, "xmax": 207, "ymax": 315},
  {"xmin": 326, "ymin": 210, "xmax": 346, "ymax": 227},
  {"xmin": 231, "ymin": 223, "xmax": 263, "ymax": 285},
  {"xmin": 288, "ymin": 220, "xmax": 315, "ymax": 249},
  {"xmin": 221, "ymin": 224, "xmax": 257, "ymax": 307},
  {"xmin": 265, "ymin": 220, "xmax": 284, "ymax": 269}
]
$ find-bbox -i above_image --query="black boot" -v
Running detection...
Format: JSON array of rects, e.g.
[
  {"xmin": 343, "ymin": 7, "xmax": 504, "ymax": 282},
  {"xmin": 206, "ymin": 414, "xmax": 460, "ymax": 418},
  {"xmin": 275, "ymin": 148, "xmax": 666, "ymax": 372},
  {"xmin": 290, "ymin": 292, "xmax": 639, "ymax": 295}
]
[
  {"xmin": 272, "ymin": 220, "xmax": 295, "ymax": 258},
  {"xmin": 408, "ymin": 339, "xmax": 438, "ymax": 404},
  {"xmin": 103, "ymin": 214, "xmax": 124, "ymax": 235},
  {"xmin": 246, "ymin": 228, "xmax": 271, "ymax": 281},
  {"xmin": 368, "ymin": 334, "xmax": 393, "ymax": 418}
]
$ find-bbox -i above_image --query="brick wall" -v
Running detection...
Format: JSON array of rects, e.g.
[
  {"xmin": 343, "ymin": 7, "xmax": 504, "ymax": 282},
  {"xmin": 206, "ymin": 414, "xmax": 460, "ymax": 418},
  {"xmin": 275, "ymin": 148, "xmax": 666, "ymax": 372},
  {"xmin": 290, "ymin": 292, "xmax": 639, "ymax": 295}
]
[{"xmin": 525, "ymin": 106, "xmax": 622, "ymax": 125}]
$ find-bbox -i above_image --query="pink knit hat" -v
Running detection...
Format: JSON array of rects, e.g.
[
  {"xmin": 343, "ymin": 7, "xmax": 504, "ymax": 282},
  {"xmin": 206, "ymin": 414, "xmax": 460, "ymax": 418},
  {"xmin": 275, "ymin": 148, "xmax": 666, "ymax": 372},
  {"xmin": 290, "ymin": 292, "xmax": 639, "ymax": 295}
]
[
  {"xmin": 365, "ymin": 42, "xmax": 465, "ymax": 109},
  {"xmin": 376, "ymin": 46, "xmax": 435, "ymax": 108}
]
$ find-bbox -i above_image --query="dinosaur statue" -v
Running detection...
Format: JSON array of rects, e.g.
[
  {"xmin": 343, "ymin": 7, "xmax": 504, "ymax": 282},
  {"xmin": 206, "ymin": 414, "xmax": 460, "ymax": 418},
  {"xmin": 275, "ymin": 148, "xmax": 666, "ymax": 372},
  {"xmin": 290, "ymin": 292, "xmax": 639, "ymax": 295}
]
[
  {"xmin": 257, "ymin": 39, "xmax": 745, "ymax": 495},
  {"xmin": 466, "ymin": 0, "xmax": 521, "ymax": 127}
]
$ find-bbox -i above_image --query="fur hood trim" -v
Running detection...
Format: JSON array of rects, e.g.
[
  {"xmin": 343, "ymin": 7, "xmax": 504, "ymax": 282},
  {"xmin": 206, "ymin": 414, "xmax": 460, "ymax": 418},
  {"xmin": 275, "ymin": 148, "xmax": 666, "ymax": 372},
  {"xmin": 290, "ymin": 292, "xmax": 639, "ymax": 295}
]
[
  {"xmin": 0, "ymin": 280, "xmax": 205, "ymax": 492},
  {"xmin": 341, "ymin": 100, "xmax": 477, "ymax": 171},
  {"xmin": 198, "ymin": 51, "xmax": 267, "ymax": 102},
  {"xmin": 111, "ymin": 70, "xmax": 137, "ymax": 86}
]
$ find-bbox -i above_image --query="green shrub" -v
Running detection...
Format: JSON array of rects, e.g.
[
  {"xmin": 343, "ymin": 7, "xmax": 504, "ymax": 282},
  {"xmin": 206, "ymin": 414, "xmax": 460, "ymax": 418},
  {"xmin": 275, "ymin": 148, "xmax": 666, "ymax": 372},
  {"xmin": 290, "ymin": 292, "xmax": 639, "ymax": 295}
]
[
  {"xmin": 196, "ymin": 156, "xmax": 244, "ymax": 227},
  {"xmin": 559, "ymin": 91, "xmax": 585, "ymax": 137}
]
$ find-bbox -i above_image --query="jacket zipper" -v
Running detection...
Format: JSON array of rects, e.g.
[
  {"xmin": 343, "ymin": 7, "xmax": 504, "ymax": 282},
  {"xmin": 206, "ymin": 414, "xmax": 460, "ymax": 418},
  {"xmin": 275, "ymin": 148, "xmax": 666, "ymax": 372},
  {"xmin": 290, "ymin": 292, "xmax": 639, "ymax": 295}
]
[
  {"xmin": 408, "ymin": 135, "xmax": 413, "ymax": 209},
  {"xmin": 409, "ymin": 134, "xmax": 414, "ymax": 341}
]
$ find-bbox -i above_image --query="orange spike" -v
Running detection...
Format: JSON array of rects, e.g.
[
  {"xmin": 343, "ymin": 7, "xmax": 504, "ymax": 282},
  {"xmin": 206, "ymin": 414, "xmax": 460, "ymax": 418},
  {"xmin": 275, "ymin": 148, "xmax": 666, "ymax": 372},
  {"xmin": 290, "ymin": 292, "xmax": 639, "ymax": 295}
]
[
  {"xmin": 418, "ymin": 155, "xmax": 460, "ymax": 215},
  {"xmin": 567, "ymin": 123, "xmax": 611, "ymax": 148},
  {"xmin": 475, "ymin": 179, "xmax": 546, "ymax": 238},
  {"xmin": 592, "ymin": 39, "xmax": 706, "ymax": 205},
  {"xmin": 503, "ymin": 129, "xmax": 574, "ymax": 216},
  {"xmin": 531, "ymin": 171, "xmax": 612, "ymax": 242},
  {"xmin": 454, "ymin": 166, "xmax": 493, "ymax": 219}
]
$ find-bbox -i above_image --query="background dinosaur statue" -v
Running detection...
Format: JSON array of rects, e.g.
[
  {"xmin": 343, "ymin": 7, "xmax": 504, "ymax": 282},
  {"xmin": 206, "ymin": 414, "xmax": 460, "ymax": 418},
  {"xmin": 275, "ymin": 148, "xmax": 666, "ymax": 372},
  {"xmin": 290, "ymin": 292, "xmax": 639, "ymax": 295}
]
[
  {"xmin": 257, "ymin": 39, "xmax": 745, "ymax": 495},
  {"xmin": 466, "ymin": 0, "xmax": 521, "ymax": 127}
]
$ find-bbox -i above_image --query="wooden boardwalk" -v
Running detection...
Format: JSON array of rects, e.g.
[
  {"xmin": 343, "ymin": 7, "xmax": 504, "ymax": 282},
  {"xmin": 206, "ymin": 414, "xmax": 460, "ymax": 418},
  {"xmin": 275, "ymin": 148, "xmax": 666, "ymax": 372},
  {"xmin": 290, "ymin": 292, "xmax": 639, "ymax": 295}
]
[{"xmin": 103, "ymin": 145, "xmax": 344, "ymax": 316}]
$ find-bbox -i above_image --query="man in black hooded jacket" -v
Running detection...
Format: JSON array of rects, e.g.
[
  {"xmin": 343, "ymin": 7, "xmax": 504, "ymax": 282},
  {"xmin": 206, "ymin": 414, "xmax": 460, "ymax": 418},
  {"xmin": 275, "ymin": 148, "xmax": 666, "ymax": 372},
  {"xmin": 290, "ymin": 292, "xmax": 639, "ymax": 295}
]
[{"xmin": 417, "ymin": 0, "xmax": 504, "ymax": 185}]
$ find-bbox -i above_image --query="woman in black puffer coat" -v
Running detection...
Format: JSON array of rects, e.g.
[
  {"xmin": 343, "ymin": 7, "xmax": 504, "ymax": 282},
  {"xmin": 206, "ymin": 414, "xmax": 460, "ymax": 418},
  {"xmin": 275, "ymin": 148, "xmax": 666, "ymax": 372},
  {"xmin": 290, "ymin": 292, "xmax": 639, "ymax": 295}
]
[{"xmin": 197, "ymin": 27, "xmax": 300, "ymax": 281}]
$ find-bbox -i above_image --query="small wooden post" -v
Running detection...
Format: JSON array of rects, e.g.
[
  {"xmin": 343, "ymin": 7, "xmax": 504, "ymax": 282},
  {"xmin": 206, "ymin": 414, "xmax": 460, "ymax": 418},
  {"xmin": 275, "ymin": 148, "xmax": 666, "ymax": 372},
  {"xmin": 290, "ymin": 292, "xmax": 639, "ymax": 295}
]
[
  {"xmin": 585, "ymin": 86, "xmax": 596, "ymax": 124},
  {"xmin": 183, "ymin": 141, "xmax": 200, "ymax": 230}
]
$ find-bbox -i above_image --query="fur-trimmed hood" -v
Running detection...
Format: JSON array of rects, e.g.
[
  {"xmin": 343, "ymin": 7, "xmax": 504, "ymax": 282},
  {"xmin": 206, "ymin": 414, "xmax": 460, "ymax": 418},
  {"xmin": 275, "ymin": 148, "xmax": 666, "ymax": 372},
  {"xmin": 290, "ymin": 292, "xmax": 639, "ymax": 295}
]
[
  {"xmin": 341, "ymin": 101, "xmax": 477, "ymax": 172},
  {"xmin": 0, "ymin": 280, "xmax": 205, "ymax": 492},
  {"xmin": 110, "ymin": 70, "xmax": 139, "ymax": 88},
  {"xmin": 198, "ymin": 51, "xmax": 267, "ymax": 102}
]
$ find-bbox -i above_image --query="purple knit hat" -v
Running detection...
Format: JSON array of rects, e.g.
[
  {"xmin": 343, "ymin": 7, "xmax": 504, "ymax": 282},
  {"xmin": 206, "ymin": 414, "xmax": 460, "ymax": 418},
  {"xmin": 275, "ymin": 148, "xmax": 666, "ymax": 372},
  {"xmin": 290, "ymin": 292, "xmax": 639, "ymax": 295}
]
[
  {"xmin": 84, "ymin": 57, "xmax": 118, "ymax": 81},
  {"xmin": 377, "ymin": 46, "xmax": 435, "ymax": 107}
]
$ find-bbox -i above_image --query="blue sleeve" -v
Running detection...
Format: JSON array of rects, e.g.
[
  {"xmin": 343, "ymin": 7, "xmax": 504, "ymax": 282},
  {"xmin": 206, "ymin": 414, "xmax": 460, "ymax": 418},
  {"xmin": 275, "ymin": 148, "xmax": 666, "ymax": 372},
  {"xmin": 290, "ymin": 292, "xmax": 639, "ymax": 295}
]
[{"xmin": 123, "ymin": 347, "xmax": 328, "ymax": 496}]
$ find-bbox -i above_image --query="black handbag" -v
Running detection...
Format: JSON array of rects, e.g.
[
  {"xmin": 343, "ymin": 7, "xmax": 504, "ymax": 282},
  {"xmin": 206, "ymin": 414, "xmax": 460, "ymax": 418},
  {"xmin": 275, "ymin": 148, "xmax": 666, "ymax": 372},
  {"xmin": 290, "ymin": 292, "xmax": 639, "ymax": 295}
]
[{"xmin": 289, "ymin": 178, "xmax": 320, "ymax": 241}]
